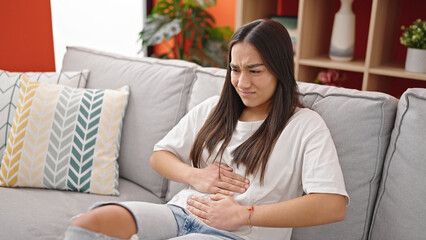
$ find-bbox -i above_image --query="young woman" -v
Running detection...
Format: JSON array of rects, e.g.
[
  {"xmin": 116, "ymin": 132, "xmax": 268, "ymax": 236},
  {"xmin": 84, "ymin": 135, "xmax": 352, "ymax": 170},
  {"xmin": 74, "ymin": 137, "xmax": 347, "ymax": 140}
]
[{"xmin": 64, "ymin": 19, "xmax": 348, "ymax": 240}]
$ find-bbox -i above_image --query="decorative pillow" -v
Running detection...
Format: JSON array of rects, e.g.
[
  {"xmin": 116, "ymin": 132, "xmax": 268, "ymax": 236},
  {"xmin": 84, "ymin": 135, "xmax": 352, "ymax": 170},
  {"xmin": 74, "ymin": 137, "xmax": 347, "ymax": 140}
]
[
  {"xmin": 0, "ymin": 76, "xmax": 129, "ymax": 195},
  {"xmin": 62, "ymin": 46, "xmax": 198, "ymax": 198},
  {"xmin": 0, "ymin": 70, "xmax": 89, "ymax": 162}
]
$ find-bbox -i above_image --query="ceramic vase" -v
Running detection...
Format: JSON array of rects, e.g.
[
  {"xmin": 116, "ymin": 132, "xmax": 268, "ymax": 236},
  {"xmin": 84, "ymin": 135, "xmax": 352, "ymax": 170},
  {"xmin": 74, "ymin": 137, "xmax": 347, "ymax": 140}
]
[
  {"xmin": 405, "ymin": 48, "xmax": 426, "ymax": 73},
  {"xmin": 329, "ymin": 0, "xmax": 355, "ymax": 61}
]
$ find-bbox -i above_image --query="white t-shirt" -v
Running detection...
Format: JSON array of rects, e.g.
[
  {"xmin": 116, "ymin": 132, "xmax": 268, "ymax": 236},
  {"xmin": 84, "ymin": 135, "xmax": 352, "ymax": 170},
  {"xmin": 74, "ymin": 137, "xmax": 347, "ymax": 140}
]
[{"xmin": 154, "ymin": 96, "xmax": 349, "ymax": 240}]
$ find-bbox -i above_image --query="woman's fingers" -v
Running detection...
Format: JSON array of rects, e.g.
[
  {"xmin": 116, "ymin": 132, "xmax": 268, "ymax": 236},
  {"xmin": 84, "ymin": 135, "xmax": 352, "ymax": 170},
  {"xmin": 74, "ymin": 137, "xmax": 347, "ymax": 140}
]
[
  {"xmin": 216, "ymin": 171, "xmax": 250, "ymax": 193},
  {"xmin": 214, "ymin": 187, "xmax": 234, "ymax": 196},
  {"xmin": 221, "ymin": 170, "xmax": 250, "ymax": 189},
  {"xmin": 209, "ymin": 193, "xmax": 227, "ymax": 201},
  {"xmin": 187, "ymin": 205, "xmax": 208, "ymax": 219},
  {"xmin": 199, "ymin": 163, "xmax": 250, "ymax": 195},
  {"xmin": 213, "ymin": 171, "xmax": 250, "ymax": 194},
  {"xmin": 221, "ymin": 169, "xmax": 249, "ymax": 183},
  {"xmin": 187, "ymin": 196, "xmax": 211, "ymax": 219},
  {"xmin": 191, "ymin": 195, "xmax": 210, "ymax": 204},
  {"xmin": 187, "ymin": 194, "xmax": 244, "ymax": 231},
  {"xmin": 221, "ymin": 174, "xmax": 249, "ymax": 188},
  {"xmin": 216, "ymin": 181, "xmax": 247, "ymax": 194}
]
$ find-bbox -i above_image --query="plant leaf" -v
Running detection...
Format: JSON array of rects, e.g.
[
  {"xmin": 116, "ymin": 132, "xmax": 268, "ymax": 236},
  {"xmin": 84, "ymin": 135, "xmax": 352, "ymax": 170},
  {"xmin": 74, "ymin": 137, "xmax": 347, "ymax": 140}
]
[
  {"xmin": 152, "ymin": 0, "xmax": 178, "ymax": 17},
  {"xmin": 203, "ymin": 39, "xmax": 228, "ymax": 67},
  {"xmin": 188, "ymin": 7, "xmax": 214, "ymax": 35},
  {"xmin": 206, "ymin": 26, "xmax": 233, "ymax": 41},
  {"xmin": 140, "ymin": 14, "xmax": 181, "ymax": 46},
  {"xmin": 182, "ymin": 0, "xmax": 216, "ymax": 9}
]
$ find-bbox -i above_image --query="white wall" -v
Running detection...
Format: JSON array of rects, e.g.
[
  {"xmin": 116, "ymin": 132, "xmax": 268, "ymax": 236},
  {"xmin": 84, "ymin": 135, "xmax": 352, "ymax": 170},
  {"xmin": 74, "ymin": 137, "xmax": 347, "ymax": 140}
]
[{"xmin": 51, "ymin": 0, "xmax": 145, "ymax": 71}]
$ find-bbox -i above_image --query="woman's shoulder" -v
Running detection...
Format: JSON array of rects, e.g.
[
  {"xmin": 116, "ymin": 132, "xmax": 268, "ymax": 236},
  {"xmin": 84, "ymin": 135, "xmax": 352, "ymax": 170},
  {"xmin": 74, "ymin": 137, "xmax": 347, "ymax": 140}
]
[
  {"xmin": 288, "ymin": 107, "xmax": 329, "ymax": 131},
  {"xmin": 294, "ymin": 107, "xmax": 323, "ymax": 120}
]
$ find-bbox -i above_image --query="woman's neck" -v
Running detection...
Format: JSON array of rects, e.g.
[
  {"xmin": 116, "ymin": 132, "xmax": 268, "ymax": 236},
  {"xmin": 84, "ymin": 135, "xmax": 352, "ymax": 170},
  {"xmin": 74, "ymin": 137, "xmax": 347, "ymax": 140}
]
[{"xmin": 239, "ymin": 107, "xmax": 269, "ymax": 122}]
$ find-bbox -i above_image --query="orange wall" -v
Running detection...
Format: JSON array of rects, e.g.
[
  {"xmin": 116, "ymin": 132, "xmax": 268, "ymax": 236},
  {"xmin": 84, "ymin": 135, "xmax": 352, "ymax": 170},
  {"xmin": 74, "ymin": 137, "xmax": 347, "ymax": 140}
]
[
  {"xmin": 0, "ymin": 0, "xmax": 55, "ymax": 72},
  {"xmin": 151, "ymin": 0, "xmax": 235, "ymax": 28},
  {"xmin": 207, "ymin": 0, "xmax": 236, "ymax": 28}
]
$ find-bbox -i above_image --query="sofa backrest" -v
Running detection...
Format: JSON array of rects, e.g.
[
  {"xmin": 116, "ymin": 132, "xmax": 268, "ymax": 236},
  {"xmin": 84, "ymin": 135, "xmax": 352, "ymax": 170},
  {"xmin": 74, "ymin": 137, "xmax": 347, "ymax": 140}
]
[
  {"xmin": 187, "ymin": 67, "xmax": 227, "ymax": 111},
  {"xmin": 291, "ymin": 82, "xmax": 398, "ymax": 240},
  {"xmin": 182, "ymin": 67, "xmax": 399, "ymax": 240},
  {"xmin": 60, "ymin": 47, "xmax": 414, "ymax": 239},
  {"xmin": 61, "ymin": 47, "xmax": 198, "ymax": 198},
  {"xmin": 369, "ymin": 88, "xmax": 426, "ymax": 240}
]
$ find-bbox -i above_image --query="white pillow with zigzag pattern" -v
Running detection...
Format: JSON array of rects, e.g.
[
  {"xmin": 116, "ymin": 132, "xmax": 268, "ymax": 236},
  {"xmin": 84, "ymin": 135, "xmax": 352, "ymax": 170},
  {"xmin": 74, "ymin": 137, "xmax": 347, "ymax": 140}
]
[
  {"xmin": 0, "ymin": 69, "xmax": 89, "ymax": 163},
  {"xmin": 0, "ymin": 75, "xmax": 129, "ymax": 195}
]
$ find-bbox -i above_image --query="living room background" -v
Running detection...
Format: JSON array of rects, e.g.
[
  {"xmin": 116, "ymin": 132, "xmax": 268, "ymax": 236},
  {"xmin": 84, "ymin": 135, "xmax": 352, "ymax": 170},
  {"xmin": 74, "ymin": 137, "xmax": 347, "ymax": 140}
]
[{"xmin": 0, "ymin": 0, "xmax": 425, "ymax": 97}]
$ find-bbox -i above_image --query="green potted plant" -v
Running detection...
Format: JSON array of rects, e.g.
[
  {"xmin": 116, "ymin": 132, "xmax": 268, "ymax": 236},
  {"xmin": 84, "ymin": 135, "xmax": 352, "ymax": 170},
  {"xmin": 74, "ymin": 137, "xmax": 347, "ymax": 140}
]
[
  {"xmin": 400, "ymin": 19, "xmax": 426, "ymax": 73},
  {"xmin": 139, "ymin": 0, "xmax": 233, "ymax": 68}
]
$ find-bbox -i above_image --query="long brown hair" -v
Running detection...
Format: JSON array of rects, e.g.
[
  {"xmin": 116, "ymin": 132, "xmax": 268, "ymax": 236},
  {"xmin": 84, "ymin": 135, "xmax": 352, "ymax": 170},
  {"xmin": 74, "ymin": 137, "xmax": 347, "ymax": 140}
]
[{"xmin": 190, "ymin": 19, "xmax": 300, "ymax": 183}]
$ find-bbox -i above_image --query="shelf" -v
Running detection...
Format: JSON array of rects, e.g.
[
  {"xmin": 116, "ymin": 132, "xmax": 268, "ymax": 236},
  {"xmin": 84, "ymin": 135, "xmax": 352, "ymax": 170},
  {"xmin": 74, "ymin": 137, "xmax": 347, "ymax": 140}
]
[
  {"xmin": 369, "ymin": 63, "xmax": 426, "ymax": 81},
  {"xmin": 236, "ymin": 0, "xmax": 426, "ymax": 97},
  {"xmin": 298, "ymin": 56, "xmax": 366, "ymax": 73},
  {"xmin": 235, "ymin": 0, "xmax": 278, "ymax": 29}
]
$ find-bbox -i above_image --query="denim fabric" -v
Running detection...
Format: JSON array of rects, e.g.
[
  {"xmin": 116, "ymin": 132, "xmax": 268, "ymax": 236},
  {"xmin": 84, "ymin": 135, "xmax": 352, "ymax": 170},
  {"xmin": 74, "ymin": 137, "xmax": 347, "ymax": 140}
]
[
  {"xmin": 63, "ymin": 226, "xmax": 138, "ymax": 240},
  {"xmin": 90, "ymin": 201, "xmax": 178, "ymax": 240},
  {"xmin": 64, "ymin": 202, "xmax": 244, "ymax": 240},
  {"xmin": 166, "ymin": 205, "xmax": 244, "ymax": 240}
]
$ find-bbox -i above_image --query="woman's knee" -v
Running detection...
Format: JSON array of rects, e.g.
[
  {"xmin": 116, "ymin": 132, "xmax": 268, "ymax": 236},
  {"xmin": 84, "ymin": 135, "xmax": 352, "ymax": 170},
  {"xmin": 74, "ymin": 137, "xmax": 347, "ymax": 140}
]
[{"xmin": 72, "ymin": 204, "xmax": 137, "ymax": 239}]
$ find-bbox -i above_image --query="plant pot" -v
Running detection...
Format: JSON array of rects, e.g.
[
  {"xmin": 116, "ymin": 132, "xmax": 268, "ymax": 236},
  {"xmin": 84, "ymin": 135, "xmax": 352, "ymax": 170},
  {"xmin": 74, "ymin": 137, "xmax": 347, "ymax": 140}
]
[{"xmin": 405, "ymin": 48, "xmax": 426, "ymax": 73}]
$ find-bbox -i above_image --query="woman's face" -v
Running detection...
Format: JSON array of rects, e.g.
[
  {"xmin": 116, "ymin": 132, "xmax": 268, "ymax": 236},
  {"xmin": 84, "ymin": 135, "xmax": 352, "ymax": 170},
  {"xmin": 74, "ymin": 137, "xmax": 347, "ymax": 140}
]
[{"xmin": 230, "ymin": 41, "xmax": 278, "ymax": 119}]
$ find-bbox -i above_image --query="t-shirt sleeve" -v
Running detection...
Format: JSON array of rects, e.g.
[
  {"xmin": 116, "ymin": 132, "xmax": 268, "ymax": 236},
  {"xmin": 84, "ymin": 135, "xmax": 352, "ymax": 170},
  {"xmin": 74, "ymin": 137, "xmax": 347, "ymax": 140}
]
[
  {"xmin": 301, "ymin": 114, "xmax": 350, "ymax": 205},
  {"xmin": 153, "ymin": 96, "xmax": 219, "ymax": 165}
]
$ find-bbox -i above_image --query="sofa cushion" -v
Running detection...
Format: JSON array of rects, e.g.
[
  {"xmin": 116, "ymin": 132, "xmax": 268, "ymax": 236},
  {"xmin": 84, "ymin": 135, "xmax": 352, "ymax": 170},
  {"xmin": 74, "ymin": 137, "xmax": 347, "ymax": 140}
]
[
  {"xmin": 291, "ymin": 83, "xmax": 398, "ymax": 240},
  {"xmin": 369, "ymin": 88, "xmax": 426, "ymax": 240},
  {"xmin": 0, "ymin": 76, "xmax": 129, "ymax": 195},
  {"xmin": 187, "ymin": 67, "xmax": 227, "ymax": 111},
  {"xmin": 61, "ymin": 46, "xmax": 198, "ymax": 198},
  {"xmin": 0, "ymin": 177, "xmax": 164, "ymax": 240},
  {"xmin": 0, "ymin": 69, "xmax": 89, "ymax": 164}
]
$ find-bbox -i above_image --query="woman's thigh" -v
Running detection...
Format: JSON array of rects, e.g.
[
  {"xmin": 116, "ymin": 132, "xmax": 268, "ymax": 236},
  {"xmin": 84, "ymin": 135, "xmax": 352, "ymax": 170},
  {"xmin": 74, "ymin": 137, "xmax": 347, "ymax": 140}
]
[
  {"xmin": 169, "ymin": 233, "xmax": 228, "ymax": 239},
  {"xmin": 91, "ymin": 201, "xmax": 178, "ymax": 239}
]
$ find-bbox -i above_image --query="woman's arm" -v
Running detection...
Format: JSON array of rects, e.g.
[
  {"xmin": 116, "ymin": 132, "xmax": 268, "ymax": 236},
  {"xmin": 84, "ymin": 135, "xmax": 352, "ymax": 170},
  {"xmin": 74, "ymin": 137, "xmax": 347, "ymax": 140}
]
[
  {"xmin": 246, "ymin": 193, "xmax": 346, "ymax": 227},
  {"xmin": 187, "ymin": 193, "xmax": 346, "ymax": 231},
  {"xmin": 150, "ymin": 151, "xmax": 250, "ymax": 195}
]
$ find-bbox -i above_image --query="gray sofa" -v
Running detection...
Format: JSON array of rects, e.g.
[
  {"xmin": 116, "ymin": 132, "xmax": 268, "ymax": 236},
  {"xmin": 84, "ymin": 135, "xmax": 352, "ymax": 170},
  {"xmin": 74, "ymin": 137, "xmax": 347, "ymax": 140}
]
[{"xmin": 0, "ymin": 46, "xmax": 425, "ymax": 240}]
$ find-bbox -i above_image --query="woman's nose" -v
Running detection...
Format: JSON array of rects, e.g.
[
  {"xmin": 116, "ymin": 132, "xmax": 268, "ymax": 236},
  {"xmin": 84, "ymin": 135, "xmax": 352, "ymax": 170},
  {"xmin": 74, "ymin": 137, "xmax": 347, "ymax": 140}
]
[{"xmin": 237, "ymin": 74, "xmax": 251, "ymax": 89}]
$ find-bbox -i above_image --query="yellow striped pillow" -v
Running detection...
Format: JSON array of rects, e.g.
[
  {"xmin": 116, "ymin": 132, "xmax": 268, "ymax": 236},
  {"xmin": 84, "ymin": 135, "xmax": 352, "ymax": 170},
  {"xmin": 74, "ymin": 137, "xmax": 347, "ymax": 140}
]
[{"xmin": 0, "ymin": 76, "xmax": 129, "ymax": 195}]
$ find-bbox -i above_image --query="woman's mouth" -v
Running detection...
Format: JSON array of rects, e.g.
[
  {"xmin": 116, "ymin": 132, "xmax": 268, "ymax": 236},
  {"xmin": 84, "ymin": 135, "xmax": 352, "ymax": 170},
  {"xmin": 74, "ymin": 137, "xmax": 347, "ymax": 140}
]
[{"xmin": 239, "ymin": 91, "xmax": 255, "ymax": 97}]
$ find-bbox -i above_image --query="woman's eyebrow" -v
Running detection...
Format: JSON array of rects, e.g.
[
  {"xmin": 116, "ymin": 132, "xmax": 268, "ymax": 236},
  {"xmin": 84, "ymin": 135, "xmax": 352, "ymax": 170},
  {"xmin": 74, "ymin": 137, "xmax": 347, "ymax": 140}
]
[
  {"xmin": 230, "ymin": 63, "xmax": 264, "ymax": 69},
  {"xmin": 246, "ymin": 63, "xmax": 264, "ymax": 69}
]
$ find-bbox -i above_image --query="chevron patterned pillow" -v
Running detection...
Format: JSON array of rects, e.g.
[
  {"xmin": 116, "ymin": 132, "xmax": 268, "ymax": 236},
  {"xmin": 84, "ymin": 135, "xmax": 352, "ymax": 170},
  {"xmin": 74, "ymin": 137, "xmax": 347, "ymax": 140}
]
[
  {"xmin": 0, "ymin": 76, "xmax": 129, "ymax": 195},
  {"xmin": 0, "ymin": 70, "xmax": 89, "ymax": 163}
]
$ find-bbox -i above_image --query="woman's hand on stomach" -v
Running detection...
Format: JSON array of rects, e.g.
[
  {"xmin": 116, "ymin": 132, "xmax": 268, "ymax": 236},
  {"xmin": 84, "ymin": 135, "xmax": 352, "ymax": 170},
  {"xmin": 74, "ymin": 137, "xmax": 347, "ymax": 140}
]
[{"xmin": 190, "ymin": 163, "xmax": 250, "ymax": 196}]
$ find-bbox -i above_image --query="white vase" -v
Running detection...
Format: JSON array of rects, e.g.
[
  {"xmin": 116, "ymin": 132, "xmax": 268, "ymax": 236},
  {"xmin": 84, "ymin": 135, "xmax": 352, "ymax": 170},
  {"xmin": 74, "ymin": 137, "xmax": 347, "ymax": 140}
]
[
  {"xmin": 329, "ymin": 0, "xmax": 355, "ymax": 61},
  {"xmin": 405, "ymin": 48, "xmax": 426, "ymax": 73}
]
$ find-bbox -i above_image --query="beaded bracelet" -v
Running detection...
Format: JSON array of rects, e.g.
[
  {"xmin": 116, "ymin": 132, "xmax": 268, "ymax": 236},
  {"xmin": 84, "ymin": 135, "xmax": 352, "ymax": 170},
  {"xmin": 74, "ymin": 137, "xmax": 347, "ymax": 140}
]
[{"xmin": 248, "ymin": 205, "xmax": 254, "ymax": 228}]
